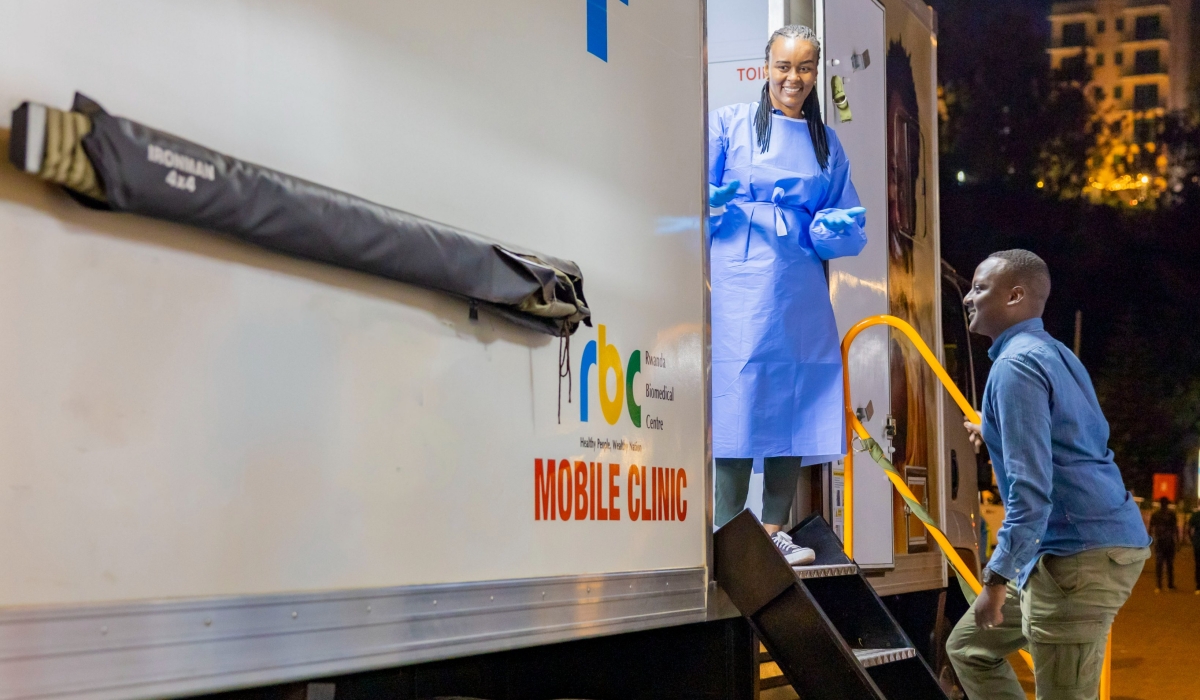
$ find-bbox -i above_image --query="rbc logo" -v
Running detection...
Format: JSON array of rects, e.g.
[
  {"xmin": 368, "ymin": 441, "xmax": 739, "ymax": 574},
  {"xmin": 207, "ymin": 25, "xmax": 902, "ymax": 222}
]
[
  {"xmin": 587, "ymin": 0, "xmax": 630, "ymax": 62},
  {"xmin": 580, "ymin": 325, "xmax": 643, "ymax": 427}
]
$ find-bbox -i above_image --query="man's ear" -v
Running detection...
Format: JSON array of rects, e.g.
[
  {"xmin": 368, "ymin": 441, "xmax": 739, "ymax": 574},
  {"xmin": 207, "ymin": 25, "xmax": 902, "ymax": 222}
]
[{"xmin": 1007, "ymin": 285, "xmax": 1026, "ymax": 307}]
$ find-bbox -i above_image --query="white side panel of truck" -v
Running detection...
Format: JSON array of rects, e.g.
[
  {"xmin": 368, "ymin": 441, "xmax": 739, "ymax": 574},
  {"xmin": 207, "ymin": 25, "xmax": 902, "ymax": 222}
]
[{"xmin": 0, "ymin": 2, "xmax": 708, "ymax": 698}]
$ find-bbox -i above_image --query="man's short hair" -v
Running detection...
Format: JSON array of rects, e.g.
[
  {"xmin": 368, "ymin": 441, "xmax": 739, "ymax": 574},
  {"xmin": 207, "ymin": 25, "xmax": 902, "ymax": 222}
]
[{"xmin": 987, "ymin": 249, "xmax": 1051, "ymax": 305}]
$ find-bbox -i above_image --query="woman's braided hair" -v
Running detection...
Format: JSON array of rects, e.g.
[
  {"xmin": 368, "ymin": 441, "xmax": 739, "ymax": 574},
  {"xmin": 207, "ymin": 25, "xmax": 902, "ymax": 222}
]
[{"xmin": 754, "ymin": 25, "xmax": 830, "ymax": 170}]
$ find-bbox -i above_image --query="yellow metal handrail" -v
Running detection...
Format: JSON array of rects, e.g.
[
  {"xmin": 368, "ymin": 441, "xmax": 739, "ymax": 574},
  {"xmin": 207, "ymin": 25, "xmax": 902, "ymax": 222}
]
[
  {"xmin": 840, "ymin": 315, "xmax": 979, "ymax": 582},
  {"xmin": 840, "ymin": 315, "xmax": 1113, "ymax": 695}
]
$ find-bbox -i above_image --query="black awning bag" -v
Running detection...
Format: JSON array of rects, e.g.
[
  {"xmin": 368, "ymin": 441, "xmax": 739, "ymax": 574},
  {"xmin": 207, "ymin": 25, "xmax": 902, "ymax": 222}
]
[{"xmin": 8, "ymin": 93, "xmax": 590, "ymax": 336}]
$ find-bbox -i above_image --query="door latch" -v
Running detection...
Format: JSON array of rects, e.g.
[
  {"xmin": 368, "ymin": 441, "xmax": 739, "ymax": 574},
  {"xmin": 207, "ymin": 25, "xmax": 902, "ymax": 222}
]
[{"xmin": 884, "ymin": 415, "xmax": 897, "ymax": 439}]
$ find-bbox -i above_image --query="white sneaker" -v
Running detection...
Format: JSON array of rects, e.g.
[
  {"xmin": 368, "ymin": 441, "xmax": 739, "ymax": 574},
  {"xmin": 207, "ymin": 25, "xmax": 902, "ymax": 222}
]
[{"xmin": 772, "ymin": 531, "xmax": 816, "ymax": 566}]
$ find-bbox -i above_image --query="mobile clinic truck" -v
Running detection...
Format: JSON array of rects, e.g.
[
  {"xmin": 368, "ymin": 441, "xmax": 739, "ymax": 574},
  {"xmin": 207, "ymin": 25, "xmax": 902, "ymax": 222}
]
[{"xmin": 0, "ymin": 1, "xmax": 980, "ymax": 699}]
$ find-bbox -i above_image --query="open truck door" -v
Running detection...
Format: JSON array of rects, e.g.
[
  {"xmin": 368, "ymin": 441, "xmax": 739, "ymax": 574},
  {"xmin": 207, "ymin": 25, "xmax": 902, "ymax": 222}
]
[
  {"xmin": 706, "ymin": 1, "xmax": 969, "ymax": 698},
  {"xmin": 708, "ymin": 0, "xmax": 955, "ymax": 593}
]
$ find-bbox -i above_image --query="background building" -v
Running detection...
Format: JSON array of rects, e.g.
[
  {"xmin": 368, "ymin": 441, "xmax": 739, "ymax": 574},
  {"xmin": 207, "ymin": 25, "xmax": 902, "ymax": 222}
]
[{"xmin": 1048, "ymin": 0, "xmax": 1196, "ymax": 201}]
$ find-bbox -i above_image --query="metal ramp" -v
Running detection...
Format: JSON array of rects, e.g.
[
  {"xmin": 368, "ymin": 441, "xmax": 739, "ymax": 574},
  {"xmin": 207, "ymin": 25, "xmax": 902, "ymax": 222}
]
[{"xmin": 715, "ymin": 511, "xmax": 950, "ymax": 700}]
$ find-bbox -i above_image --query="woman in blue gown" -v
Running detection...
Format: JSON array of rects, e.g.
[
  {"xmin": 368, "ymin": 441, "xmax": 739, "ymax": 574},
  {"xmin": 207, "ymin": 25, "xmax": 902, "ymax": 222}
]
[{"xmin": 709, "ymin": 25, "xmax": 867, "ymax": 561}]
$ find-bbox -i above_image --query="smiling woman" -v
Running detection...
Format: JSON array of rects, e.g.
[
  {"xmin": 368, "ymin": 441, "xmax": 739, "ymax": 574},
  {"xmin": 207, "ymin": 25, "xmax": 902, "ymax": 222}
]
[
  {"xmin": 753, "ymin": 25, "xmax": 829, "ymax": 167},
  {"xmin": 707, "ymin": 25, "xmax": 868, "ymax": 552}
]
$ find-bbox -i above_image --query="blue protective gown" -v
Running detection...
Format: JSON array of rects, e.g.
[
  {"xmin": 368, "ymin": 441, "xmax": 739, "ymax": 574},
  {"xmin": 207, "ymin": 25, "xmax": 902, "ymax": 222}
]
[{"xmin": 709, "ymin": 103, "xmax": 867, "ymax": 459}]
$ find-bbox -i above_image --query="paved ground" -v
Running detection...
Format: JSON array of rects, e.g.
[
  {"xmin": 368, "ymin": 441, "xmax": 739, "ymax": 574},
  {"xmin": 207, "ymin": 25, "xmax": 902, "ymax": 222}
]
[{"xmin": 1010, "ymin": 545, "xmax": 1198, "ymax": 700}]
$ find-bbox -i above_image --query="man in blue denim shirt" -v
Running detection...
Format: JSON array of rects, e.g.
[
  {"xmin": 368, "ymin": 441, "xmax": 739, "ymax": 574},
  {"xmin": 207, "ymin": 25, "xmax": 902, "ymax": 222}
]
[{"xmin": 947, "ymin": 250, "xmax": 1150, "ymax": 700}]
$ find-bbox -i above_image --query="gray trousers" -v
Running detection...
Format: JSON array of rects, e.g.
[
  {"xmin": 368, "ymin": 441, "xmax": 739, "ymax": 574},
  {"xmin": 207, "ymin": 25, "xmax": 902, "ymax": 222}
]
[
  {"xmin": 714, "ymin": 457, "xmax": 803, "ymax": 528},
  {"xmin": 947, "ymin": 546, "xmax": 1149, "ymax": 700}
]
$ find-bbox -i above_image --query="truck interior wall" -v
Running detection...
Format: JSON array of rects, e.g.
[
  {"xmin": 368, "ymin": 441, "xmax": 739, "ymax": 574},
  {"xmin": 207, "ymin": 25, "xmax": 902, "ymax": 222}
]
[
  {"xmin": 707, "ymin": 0, "xmax": 772, "ymax": 111},
  {"xmin": 786, "ymin": 0, "xmax": 817, "ymax": 26}
]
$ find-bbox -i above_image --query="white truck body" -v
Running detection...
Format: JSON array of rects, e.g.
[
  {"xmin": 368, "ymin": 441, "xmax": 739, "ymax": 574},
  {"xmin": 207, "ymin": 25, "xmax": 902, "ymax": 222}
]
[
  {"xmin": 0, "ymin": 1, "xmax": 970, "ymax": 698},
  {"xmin": 1, "ymin": 2, "xmax": 708, "ymax": 698}
]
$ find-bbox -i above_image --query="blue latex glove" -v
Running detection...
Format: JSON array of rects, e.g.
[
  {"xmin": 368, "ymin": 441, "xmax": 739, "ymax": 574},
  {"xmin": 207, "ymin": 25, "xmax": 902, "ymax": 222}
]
[
  {"xmin": 709, "ymin": 180, "xmax": 740, "ymax": 208},
  {"xmin": 817, "ymin": 206, "xmax": 867, "ymax": 232},
  {"xmin": 811, "ymin": 205, "xmax": 868, "ymax": 260}
]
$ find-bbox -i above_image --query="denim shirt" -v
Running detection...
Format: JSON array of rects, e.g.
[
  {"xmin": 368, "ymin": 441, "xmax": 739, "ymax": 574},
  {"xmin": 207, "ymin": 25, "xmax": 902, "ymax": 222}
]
[{"xmin": 981, "ymin": 318, "xmax": 1150, "ymax": 588}]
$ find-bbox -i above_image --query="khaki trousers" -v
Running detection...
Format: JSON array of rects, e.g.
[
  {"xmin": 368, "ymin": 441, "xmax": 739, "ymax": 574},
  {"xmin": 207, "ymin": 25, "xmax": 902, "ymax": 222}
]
[{"xmin": 947, "ymin": 546, "xmax": 1149, "ymax": 700}]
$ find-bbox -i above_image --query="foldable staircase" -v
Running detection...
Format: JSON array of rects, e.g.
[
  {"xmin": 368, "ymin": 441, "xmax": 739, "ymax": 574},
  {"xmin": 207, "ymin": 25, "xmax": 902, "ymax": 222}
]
[{"xmin": 715, "ymin": 511, "xmax": 950, "ymax": 700}]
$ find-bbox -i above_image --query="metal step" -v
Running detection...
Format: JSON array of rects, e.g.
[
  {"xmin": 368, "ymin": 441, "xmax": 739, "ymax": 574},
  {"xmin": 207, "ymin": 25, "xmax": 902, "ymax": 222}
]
[
  {"xmin": 853, "ymin": 647, "xmax": 917, "ymax": 668},
  {"xmin": 762, "ymin": 646, "xmax": 915, "ymax": 669},
  {"xmin": 793, "ymin": 563, "xmax": 859, "ymax": 579},
  {"xmin": 760, "ymin": 660, "xmax": 791, "ymax": 690},
  {"xmin": 761, "ymin": 681, "xmax": 801, "ymax": 700},
  {"xmin": 717, "ymin": 511, "xmax": 950, "ymax": 700}
]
